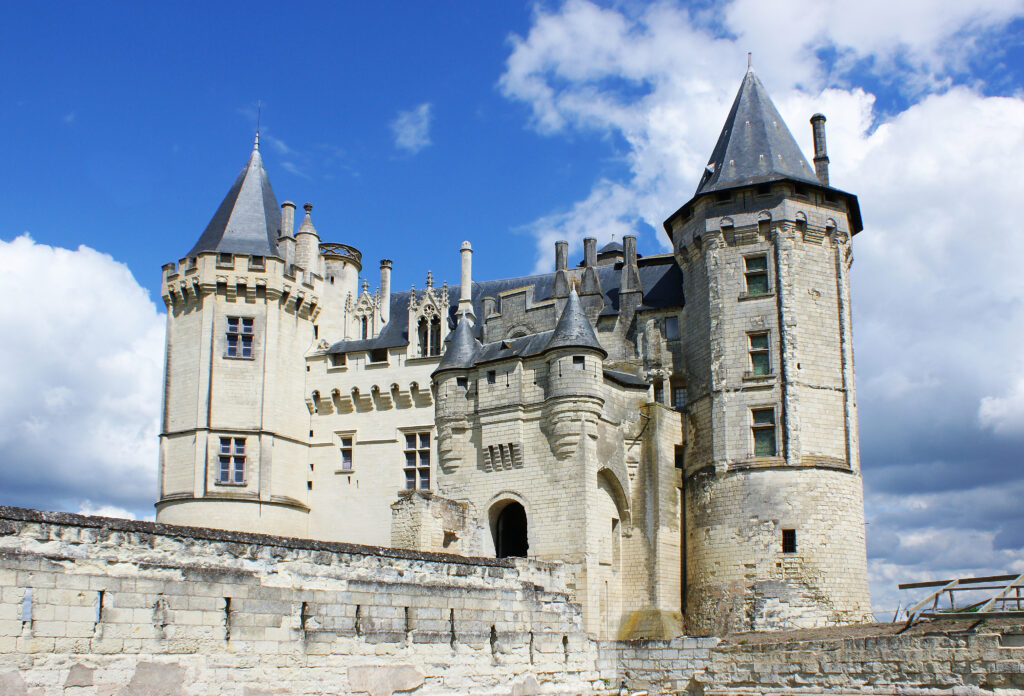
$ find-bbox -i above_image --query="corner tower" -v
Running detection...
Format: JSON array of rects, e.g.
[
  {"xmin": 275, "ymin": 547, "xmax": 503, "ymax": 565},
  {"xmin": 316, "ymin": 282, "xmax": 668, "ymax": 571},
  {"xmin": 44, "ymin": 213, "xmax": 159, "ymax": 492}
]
[
  {"xmin": 664, "ymin": 69, "xmax": 872, "ymax": 633},
  {"xmin": 156, "ymin": 137, "xmax": 320, "ymax": 536}
]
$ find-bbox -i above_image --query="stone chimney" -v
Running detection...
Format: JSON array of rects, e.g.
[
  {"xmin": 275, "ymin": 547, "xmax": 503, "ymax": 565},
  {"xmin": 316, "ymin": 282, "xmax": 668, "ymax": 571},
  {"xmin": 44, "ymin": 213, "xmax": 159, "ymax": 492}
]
[
  {"xmin": 810, "ymin": 113, "xmax": 829, "ymax": 186},
  {"xmin": 580, "ymin": 237, "xmax": 601, "ymax": 296},
  {"xmin": 458, "ymin": 241, "xmax": 475, "ymax": 322},
  {"xmin": 553, "ymin": 240, "xmax": 570, "ymax": 298},
  {"xmin": 379, "ymin": 259, "xmax": 392, "ymax": 325},
  {"xmin": 278, "ymin": 201, "xmax": 296, "ymax": 267},
  {"xmin": 620, "ymin": 235, "xmax": 641, "ymax": 296}
]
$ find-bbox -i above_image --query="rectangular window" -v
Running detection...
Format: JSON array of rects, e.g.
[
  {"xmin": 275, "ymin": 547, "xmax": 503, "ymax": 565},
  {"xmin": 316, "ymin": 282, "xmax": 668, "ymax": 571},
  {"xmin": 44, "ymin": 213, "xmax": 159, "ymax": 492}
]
[
  {"xmin": 456, "ymin": 376, "xmax": 468, "ymax": 389},
  {"xmin": 404, "ymin": 432, "xmax": 431, "ymax": 490},
  {"xmin": 226, "ymin": 317, "xmax": 254, "ymax": 358},
  {"xmin": 217, "ymin": 437, "xmax": 246, "ymax": 484},
  {"xmin": 782, "ymin": 529, "xmax": 797, "ymax": 554},
  {"xmin": 744, "ymin": 256, "xmax": 769, "ymax": 296},
  {"xmin": 664, "ymin": 316, "xmax": 679, "ymax": 340},
  {"xmin": 368, "ymin": 348, "xmax": 388, "ymax": 363},
  {"xmin": 748, "ymin": 333, "xmax": 770, "ymax": 376},
  {"xmin": 672, "ymin": 386, "xmax": 687, "ymax": 410},
  {"xmin": 653, "ymin": 382, "xmax": 664, "ymax": 405},
  {"xmin": 248, "ymin": 255, "xmax": 264, "ymax": 270},
  {"xmin": 572, "ymin": 356, "xmax": 585, "ymax": 369},
  {"xmin": 329, "ymin": 353, "xmax": 346, "ymax": 367},
  {"xmin": 340, "ymin": 437, "xmax": 353, "ymax": 471},
  {"xmin": 486, "ymin": 370, "xmax": 496, "ymax": 385},
  {"xmin": 217, "ymin": 252, "xmax": 233, "ymax": 266},
  {"xmin": 752, "ymin": 408, "xmax": 777, "ymax": 457}
]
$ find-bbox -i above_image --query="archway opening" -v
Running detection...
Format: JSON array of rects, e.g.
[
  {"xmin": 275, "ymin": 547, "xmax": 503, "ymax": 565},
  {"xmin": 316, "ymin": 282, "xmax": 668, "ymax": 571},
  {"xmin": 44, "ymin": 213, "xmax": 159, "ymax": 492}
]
[{"xmin": 492, "ymin": 502, "xmax": 529, "ymax": 558}]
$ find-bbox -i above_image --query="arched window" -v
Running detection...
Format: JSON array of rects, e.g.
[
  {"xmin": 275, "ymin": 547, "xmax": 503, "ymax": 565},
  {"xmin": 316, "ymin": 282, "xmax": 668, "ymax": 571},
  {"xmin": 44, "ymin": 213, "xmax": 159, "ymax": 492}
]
[
  {"xmin": 491, "ymin": 501, "xmax": 529, "ymax": 558},
  {"xmin": 418, "ymin": 317, "xmax": 430, "ymax": 357},
  {"xmin": 360, "ymin": 316, "xmax": 368, "ymax": 340},
  {"xmin": 430, "ymin": 316, "xmax": 441, "ymax": 356}
]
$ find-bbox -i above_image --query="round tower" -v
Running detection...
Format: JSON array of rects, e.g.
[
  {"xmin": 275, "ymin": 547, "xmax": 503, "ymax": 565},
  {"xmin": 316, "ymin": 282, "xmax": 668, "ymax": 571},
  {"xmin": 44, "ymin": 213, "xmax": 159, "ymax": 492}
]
[
  {"xmin": 432, "ymin": 317, "xmax": 477, "ymax": 471},
  {"xmin": 662, "ymin": 70, "xmax": 872, "ymax": 635},
  {"xmin": 156, "ymin": 139, "xmax": 318, "ymax": 538}
]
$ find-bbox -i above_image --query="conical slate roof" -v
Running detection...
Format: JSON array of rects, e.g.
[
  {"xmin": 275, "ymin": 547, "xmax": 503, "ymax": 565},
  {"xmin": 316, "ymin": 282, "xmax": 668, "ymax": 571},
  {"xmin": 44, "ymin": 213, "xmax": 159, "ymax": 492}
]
[
  {"xmin": 546, "ymin": 288, "xmax": 605, "ymax": 355},
  {"xmin": 187, "ymin": 137, "xmax": 281, "ymax": 258},
  {"xmin": 434, "ymin": 317, "xmax": 478, "ymax": 374},
  {"xmin": 695, "ymin": 70, "xmax": 819, "ymax": 196}
]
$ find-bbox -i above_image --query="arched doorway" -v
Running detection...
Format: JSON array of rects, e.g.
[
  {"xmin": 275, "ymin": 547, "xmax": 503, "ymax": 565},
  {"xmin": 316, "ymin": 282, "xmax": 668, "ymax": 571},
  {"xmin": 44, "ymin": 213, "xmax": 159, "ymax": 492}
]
[{"xmin": 492, "ymin": 501, "xmax": 529, "ymax": 558}]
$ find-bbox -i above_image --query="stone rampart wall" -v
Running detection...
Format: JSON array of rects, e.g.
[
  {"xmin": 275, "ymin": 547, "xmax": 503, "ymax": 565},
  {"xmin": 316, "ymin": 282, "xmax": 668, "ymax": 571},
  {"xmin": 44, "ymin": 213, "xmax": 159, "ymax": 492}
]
[{"xmin": 2, "ymin": 507, "xmax": 1023, "ymax": 696}]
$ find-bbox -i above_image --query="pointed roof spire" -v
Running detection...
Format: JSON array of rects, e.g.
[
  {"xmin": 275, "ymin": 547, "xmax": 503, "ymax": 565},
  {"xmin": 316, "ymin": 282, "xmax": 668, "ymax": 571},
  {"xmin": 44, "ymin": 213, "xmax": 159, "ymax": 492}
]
[
  {"xmin": 434, "ymin": 316, "xmax": 478, "ymax": 374},
  {"xmin": 695, "ymin": 70, "xmax": 819, "ymax": 196},
  {"xmin": 546, "ymin": 288, "xmax": 606, "ymax": 355},
  {"xmin": 187, "ymin": 142, "xmax": 281, "ymax": 258},
  {"xmin": 296, "ymin": 202, "xmax": 318, "ymax": 237}
]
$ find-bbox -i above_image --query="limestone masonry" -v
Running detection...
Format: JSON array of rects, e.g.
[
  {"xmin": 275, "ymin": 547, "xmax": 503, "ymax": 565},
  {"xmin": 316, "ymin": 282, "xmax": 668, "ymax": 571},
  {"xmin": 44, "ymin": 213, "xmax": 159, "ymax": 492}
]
[
  {"xmin": 154, "ymin": 67, "xmax": 873, "ymax": 640},
  {"xmin": 1, "ymin": 507, "xmax": 1022, "ymax": 695}
]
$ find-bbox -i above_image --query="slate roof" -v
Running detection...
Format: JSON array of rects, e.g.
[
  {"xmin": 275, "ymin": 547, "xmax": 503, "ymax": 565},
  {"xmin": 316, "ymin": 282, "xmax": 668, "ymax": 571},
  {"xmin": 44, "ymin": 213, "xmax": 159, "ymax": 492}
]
[
  {"xmin": 326, "ymin": 254, "xmax": 683, "ymax": 355},
  {"xmin": 695, "ymin": 70, "xmax": 820, "ymax": 196},
  {"xmin": 187, "ymin": 139, "xmax": 281, "ymax": 258},
  {"xmin": 434, "ymin": 317, "xmax": 478, "ymax": 374},
  {"xmin": 546, "ymin": 289, "xmax": 605, "ymax": 355}
]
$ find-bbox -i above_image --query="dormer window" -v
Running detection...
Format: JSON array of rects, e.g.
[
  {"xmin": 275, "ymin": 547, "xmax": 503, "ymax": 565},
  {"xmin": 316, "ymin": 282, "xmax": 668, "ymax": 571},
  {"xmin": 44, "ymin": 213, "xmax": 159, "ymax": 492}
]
[
  {"xmin": 217, "ymin": 252, "xmax": 233, "ymax": 267},
  {"xmin": 417, "ymin": 315, "xmax": 442, "ymax": 357},
  {"xmin": 248, "ymin": 255, "xmax": 265, "ymax": 270}
]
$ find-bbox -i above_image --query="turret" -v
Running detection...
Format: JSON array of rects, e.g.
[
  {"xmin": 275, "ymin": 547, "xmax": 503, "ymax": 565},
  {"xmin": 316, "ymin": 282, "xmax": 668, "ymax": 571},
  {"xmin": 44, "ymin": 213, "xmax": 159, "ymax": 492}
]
[
  {"xmin": 294, "ymin": 203, "xmax": 321, "ymax": 275},
  {"xmin": 662, "ymin": 68, "xmax": 871, "ymax": 634},
  {"xmin": 541, "ymin": 288, "xmax": 606, "ymax": 459},
  {"xmin": 156, "ymin": 138, "xmax": 317, "ymax": 539},
  {"xmin": 433, "ymin": 317, "xmax": 478, "ymax": 469}
]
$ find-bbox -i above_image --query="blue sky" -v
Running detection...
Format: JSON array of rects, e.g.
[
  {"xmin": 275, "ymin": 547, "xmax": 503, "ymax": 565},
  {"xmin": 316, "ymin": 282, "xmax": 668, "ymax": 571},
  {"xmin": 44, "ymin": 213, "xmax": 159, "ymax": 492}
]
[{"xmin": 3, "ymin": 1, "xmax": 1024, "ymax": 620}]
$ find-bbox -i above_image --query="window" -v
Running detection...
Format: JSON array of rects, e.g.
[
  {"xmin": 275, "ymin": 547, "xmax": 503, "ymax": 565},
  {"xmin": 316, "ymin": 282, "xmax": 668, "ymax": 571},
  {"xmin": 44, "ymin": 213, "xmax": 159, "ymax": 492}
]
[
  {"xmin": 752, "ymin": 408, "xmax": 777, "ymax": 457},
  {"xmin": 313, "ymin": 325, "xmax": 319, "ymax": 339},
  {"xmin": 330, "ymin": 353, "xmax": 346, "ymax": 367},
  {"xmin": 404, "ymin": 432, "xmax": 431, "ymax": 490},
  {"xmin": 572, "ymin": 356, "xmax": 585, "ymax": 369},
  {"xmin": 653, "ymin": 381, "xmax": 664, "ymax": 404},
  {"xmin": 755, "ymin": 183, "xmax": 771, "ymax": 196},
  {"xmin": 249, "ymin": 255, "xmax": 264, "ymax": 270},
  {"xmin": 217, "ymin": 252, "xmax": 233, "ymax": 266},
  {"xmin": 226, "ymin": 317, "xmax": 254, "ymax": 358},
  {"xmin": 417, "ymin": 316, "xmax": 443, "ymax": 357},
  {"xmin": 782, "ymin": 529, "xmax": 797, "ymax": 554},
  {"xmin": 369, "ymin": 348, "xmax": 388, "ymax": 363},
  {"xmin": 456, "ymin": 376, "xmax": 468, "ymax": 389},
  {"xmin": 218, "ymin": 437, "xmax": 246, "ymax": 484},
  {"xmin": 748, "ymin": 333, "xmax": 770, "ymax": 376},
  {"xmin": 340, "ymin": 437, "xmax": 353, "ymax": 471},
  {"xmin": 674, "ymin": 444, "xmax": 685, "ymax": 469},
  {"xmin": 744, "ymin": 255, "xmax": 769, "ymax": 296},
  {"xmin": 486, "ymin": 370, "xmax": 496, "ymax": 385},
  {"xmin": 664, "ymin": 316, "xmax": 679, "ymax": 340},
  {"xmin": 360, "ymin": 316, "xmax": 368, "ymax": 340},
  {"xmin": 672, "ymin": 386, "xmax": 687, "ymax": 410}
]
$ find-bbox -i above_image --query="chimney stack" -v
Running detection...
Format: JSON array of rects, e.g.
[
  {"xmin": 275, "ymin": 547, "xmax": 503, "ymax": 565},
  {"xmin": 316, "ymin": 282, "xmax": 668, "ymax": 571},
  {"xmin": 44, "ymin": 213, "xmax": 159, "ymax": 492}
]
[
  {"xmin": 553, "ymin": 240, "xmax": 570, "ymax": 298},
  {"xmin": 458, "ymin": 241, "xmax": 475, "ymax": 322},
  {"xmin": 379, "ymin": 259, "xmax": 392, "ymax": 325},
  {"xmin": 580, "ymin": 237, "xmax": 601, "ymax": 296},
  {"xmin": 810, "ymin": 113, "xmax": 829, "ymax": 186},
  {"xmin": 620, "ymin": 235, "xmax": 641, "ymax": 295},
  {"xmin": 279, "ymin": 201, "xmax": 296, "ymax": 266}
]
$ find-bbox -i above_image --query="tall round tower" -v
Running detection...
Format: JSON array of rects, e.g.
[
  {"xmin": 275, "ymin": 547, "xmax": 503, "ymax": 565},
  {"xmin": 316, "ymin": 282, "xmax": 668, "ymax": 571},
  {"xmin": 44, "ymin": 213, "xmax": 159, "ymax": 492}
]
[
  {"xmin": 156, "ymin": 138, "xmax": 319, "ymax": 536},
  {"xmin": 663, "ymin": 69, "xmax": 872, "ymax": 634}
]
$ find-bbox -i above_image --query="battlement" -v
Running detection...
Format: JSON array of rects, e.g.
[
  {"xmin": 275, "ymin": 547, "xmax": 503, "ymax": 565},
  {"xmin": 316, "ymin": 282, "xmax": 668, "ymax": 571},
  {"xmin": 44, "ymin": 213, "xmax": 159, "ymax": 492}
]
[{"xmin": 161, "ymin": 251, "xmax": 323, "ymax": 318}]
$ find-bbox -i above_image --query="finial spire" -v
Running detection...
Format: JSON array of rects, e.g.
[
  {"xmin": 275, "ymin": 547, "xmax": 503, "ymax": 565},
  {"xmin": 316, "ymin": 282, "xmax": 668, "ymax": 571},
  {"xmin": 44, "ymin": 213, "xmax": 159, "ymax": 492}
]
[
  {"xmin": 747, "ymin": 52, "xmax": 753, "ymax": 72},
  {"xmin": 254, "ymin": 99, "xmax": 262, "ymax": 150}
]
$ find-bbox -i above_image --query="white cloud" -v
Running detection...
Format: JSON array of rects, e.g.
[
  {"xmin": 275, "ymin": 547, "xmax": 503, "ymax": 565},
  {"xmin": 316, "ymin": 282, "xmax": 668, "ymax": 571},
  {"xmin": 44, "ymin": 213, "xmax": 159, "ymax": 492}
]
[
  {"xmin": 0, "ymin": 235, "xmax": 164, "ymax": 518},
  {"xmin": 390, "ymin": 103, "xmax": 433, "ymax": 154},
  {"xmin": 501, "ymin": 0, "xmax": 1024, "ymax": 615},
  {"xmin": 78, "ymin": 501, "xmax": 137, "ymax": 520}
]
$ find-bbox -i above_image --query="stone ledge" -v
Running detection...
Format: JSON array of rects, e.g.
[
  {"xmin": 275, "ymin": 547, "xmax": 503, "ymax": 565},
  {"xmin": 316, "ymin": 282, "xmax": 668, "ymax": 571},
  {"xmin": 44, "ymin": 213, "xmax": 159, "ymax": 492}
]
[{"xmin": 0, "ymin": 505, "xmax": 521, "ymax": 569}]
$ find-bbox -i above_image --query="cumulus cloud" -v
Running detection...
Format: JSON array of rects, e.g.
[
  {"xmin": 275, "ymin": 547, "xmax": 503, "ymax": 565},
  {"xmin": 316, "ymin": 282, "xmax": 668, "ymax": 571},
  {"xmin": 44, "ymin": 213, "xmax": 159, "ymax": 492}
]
[
  {"xmin": 0, "ymin": 235, "xmax": 164, "ymax": 519},
  {"xmin": 501, "ymin": 0, "xmax": 1024, "ymax": 617},
  {"xmin": 390, "ymin": 103, "xmax": 433, "ymax": 154}
]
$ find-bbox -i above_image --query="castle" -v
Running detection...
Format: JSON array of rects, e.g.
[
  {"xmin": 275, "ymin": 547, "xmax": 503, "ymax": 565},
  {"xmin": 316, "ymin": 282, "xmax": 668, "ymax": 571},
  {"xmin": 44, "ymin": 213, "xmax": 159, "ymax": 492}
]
[{"xmin": 155, "ymin": 69, "xmax": 873, "ymax": 638}]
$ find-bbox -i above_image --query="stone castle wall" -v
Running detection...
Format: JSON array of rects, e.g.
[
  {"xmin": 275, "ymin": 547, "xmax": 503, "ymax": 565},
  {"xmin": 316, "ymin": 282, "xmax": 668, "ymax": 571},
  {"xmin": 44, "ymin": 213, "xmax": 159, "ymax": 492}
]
[{"xmin": 2, "ymin": 507, "xmax": 1021, "ymax": 696}]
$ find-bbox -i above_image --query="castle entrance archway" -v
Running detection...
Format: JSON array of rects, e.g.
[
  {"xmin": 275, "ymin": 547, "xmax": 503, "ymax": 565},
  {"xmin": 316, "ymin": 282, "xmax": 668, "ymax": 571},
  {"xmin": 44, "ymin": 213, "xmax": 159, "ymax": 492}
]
[{"xmin": 492, "ymin": 501, "xmax": 529, "ymax": 558}]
